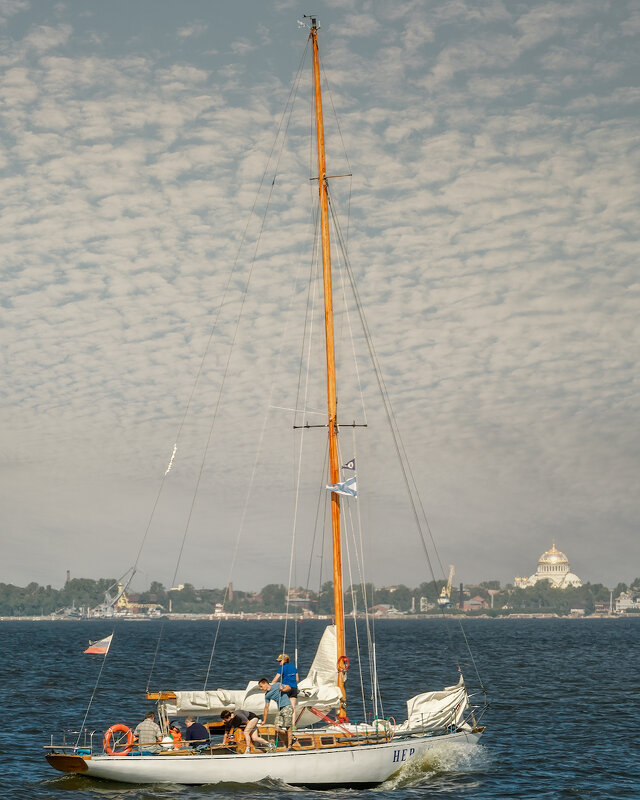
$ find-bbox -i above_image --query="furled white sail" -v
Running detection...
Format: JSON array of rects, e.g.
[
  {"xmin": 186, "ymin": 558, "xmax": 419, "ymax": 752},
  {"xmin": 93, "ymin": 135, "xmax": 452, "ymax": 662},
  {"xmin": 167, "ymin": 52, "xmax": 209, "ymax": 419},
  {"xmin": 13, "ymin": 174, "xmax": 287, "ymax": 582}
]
[{"xmin": 395, "ymin": 675, "xmax": 470, "ymax": 733}]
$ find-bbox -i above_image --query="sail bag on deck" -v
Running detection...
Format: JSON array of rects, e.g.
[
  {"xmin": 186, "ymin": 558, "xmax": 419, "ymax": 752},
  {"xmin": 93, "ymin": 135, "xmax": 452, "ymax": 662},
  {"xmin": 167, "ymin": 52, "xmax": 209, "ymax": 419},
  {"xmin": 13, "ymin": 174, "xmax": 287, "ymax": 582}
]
[{"xmin": 397, "ymin": 675, "xmax": 470, "ymax": 732}]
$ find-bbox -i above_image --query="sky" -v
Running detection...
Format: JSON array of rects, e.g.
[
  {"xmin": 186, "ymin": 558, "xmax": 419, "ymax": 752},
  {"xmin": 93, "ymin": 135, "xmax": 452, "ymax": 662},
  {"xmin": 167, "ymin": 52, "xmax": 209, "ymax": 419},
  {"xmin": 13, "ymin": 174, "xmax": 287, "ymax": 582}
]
[{"xmin": 1, "ymin": 0, "xmax": 638, "ymax": 594}]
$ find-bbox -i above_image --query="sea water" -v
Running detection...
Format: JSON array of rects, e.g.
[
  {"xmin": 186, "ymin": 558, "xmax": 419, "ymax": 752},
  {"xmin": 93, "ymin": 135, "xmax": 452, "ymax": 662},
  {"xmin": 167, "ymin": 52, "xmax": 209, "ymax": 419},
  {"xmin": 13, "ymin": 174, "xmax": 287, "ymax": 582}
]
[{"xmin": 1, "ymin": 617, "xmax": 638, "ymax": 799}]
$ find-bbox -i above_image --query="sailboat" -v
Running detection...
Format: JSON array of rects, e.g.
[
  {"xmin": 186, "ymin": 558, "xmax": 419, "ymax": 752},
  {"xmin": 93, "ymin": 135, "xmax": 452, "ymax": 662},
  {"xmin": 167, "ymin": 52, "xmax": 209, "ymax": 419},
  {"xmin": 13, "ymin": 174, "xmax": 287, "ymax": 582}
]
[{"xmin": 45, "ymin": 17, "xmax": 486, "ymax": 788}]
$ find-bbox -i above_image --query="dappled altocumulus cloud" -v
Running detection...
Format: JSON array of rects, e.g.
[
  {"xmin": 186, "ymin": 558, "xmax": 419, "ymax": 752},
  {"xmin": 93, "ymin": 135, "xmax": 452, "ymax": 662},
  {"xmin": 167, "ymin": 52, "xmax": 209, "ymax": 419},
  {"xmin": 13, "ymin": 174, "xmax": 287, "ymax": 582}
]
[{"xmin": 1, "ymin": 0, "xmax": 638, "ymax": 592}]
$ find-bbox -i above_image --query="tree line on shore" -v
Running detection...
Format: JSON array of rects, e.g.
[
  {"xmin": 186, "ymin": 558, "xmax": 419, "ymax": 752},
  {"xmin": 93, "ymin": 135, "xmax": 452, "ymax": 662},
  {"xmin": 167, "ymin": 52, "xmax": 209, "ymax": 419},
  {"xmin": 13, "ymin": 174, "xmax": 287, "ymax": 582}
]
[{"xmin": 1, "ymin": 576, "xmax": 638, "ymax": 617}]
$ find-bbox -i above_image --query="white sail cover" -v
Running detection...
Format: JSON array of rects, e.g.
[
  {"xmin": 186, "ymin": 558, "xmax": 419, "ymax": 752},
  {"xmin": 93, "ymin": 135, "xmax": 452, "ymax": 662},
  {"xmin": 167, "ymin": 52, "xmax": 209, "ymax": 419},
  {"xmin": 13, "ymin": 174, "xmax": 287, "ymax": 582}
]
[
  {"xmin": 163, "ymin": 625, "xmax": 342, "ymax": 726},
  {"xmin": 395, "ymin": 675, "xmax": 470, "ymax": 733}
]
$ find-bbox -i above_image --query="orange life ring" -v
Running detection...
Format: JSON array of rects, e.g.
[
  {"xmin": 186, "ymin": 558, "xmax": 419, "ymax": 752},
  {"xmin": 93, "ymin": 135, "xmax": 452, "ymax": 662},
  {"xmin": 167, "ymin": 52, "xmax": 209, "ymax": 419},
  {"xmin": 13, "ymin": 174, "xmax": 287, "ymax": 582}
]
[
  {"xmin": 103, "ymin": 723, "xmax": 134, "ymax": 756},
  {"xmin": 337, "ymin": 655, "xmax": 350, "ymax": 672}
]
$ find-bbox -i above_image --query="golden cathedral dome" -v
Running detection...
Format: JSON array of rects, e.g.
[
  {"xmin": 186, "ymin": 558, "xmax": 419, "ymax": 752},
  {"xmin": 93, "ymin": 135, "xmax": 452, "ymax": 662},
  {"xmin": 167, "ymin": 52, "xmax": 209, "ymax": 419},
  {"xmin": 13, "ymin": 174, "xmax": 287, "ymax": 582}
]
[
  {"xmin": 538, "ymin": 542, "xmax": 569, "ymax": 565},
  {"xmin": 514, "ymin": 541, "xmax": 582, "ymax": 589}
]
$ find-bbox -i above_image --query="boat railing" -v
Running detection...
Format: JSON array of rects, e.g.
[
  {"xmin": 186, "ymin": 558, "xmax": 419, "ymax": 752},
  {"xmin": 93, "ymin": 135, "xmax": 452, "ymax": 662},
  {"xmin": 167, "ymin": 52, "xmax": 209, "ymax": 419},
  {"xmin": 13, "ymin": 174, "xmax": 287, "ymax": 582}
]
[
  {"xmin": 44, "ymin": 728, "xmax": 100, "ymax": 754},
  {"xmin": 45, "ymin": 706, "xmax": 485, "ymax": 758},
  {"xmin": 373, "ymin": 701, "xmax": 489, "ymax": 740},
  {"xmin": 468, "ymin": 699, "xmax": 489, "ymax": 728},
  {"xmin": 44, "ymin": 728, "xmax": 212, "ymax": 756}
]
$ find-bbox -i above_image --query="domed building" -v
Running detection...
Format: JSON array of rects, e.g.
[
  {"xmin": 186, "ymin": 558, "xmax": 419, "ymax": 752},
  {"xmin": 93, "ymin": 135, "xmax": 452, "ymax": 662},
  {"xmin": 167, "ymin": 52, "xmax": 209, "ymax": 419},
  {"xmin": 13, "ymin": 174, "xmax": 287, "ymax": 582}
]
[{"xmin": 514, "ymin": 542, "xmax": 582, "ymax": 589}]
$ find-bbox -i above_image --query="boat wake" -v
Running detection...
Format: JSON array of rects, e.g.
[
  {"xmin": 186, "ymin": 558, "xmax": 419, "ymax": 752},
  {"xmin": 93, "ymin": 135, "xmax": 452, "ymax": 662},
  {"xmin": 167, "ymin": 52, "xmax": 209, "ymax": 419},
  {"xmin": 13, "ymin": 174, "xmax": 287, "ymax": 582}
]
[{"xmin": 380, "ymin": 742, "xmax": 489, "ymax": 789}]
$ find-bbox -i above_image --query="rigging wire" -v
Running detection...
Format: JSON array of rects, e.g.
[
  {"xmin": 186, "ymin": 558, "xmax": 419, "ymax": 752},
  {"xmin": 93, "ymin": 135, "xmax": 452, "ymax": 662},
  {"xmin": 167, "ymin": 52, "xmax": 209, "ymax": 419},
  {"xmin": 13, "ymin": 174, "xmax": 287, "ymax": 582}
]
[
  {"xmin": 320, "ymin": 59, "xmax": 353, "ymax": 247},
  {"xmin": 349, "ymin": 435, "xmax": 381, "ymax": 713},
  {"xmin": 327, "ymin": 189, "xmax": 484, "ymax": 690},
  {"xmin": 340, "ymin": 491, "xmax": 369, "ymax": 722},
  {"xmin": 342, "ymin": 430, "xmax": 378, "ymax": 720},
  {"xmin": 312, "ymin": 58, "xmax": 414, "ymax": 711},
  {"xmin": 74, "ymin": 570, "xmax": 136, "ymax": 735},
  {"xmin": 300, "ymin": 68, "xmax": 330, "ymax": 609},
  {"xmin": 303, "ymin": 437, "xmax": 330, "ymax": 598},
  {"xmin": 297, "ymin": 70, "xmax": 335, "ymax": 623},
  {"xmin": 337, "ymin": 240, "xmax": 368, "ymax": 426},
  {"xmin": 330, "ymin": 235, "xmax": 374, "ymax": 720},
  {"xmin": 282, "ymin": 75, "xmax": 324, "ymax": 652},
  {"xmin": 74, "ymin": 630, "xmax": 113, "ymax": 747},
  {"xmin": 201, "ymin": 43, "xmax": 313, "ymax": 690},
  {"xmin": 283, "ymin": 227, "xmax": 320, "ymax": 651},
  {"xmin": 144, "ymin": 37, "xmax": 311, "ymax": 693}
]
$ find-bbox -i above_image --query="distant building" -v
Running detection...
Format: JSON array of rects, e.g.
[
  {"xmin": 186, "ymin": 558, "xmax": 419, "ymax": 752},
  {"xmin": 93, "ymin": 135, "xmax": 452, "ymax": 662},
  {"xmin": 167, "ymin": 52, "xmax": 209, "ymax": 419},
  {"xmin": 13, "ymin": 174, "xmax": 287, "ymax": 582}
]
[
  {"xmin": 369, "ymin": 604, "xmax": 403, "ymax": 616},
  {"xmin": 616, "ymin": 591, "xmax": 640, "ymax": 612},
  {"xmin": 463, "ymin": 596, "xmax": 489, "ymax": 612},
  {"xmin": 114, "ymin": 585, "xmax": 162, "ymax": 616},
  {"xmin": 514, "ymin": 542, "xmax": 582, "ymax": 589},
  {"xmin": 287, "ymin": 587, "xmax": 313, "ymax": 612},
  {"xmin": 419, "ymin": 597, "xmax": 434, "ymax": 612}
]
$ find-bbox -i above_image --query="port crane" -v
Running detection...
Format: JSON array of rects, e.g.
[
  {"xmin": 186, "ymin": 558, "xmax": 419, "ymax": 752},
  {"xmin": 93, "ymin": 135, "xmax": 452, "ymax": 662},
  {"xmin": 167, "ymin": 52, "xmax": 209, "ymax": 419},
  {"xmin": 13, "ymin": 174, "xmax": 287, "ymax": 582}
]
[
  {"xmin": 93, "ymin": 568, "xmax": 136, "ymax": 617},
  {"xmin": 437, "ymin": 565, "xmax": 455, "ymax": 607}
]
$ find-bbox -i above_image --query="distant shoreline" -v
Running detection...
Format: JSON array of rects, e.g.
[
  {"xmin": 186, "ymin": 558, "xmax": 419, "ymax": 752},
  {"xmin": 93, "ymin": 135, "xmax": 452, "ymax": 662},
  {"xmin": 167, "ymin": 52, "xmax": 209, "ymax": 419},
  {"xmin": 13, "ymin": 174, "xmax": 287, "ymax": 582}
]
[{"xmin": 0, "ymin": 613, "xmax": 631, "ymax": 622}]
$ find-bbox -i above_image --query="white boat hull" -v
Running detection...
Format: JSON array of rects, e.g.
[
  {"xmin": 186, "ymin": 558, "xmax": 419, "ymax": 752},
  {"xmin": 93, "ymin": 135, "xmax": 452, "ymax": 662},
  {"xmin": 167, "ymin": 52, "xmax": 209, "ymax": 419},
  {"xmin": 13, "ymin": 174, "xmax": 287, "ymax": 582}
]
[{"xmin": 50, "ymin": 730, "xmax": 482, "ymax": 787}]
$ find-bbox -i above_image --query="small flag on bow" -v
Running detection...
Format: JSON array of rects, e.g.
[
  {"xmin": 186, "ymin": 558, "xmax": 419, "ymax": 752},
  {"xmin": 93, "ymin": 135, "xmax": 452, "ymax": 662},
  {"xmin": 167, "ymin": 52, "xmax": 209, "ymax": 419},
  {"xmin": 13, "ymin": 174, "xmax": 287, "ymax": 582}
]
[
  {"xmin": 341, "ymin": 458, "xmax": 356, "ymax": 470},
  {"xmin": 84, "ymin": 633, "xmax": 113, "ymax": 655},
  {"xmin": 326, "ymin": 476, "xmax": 357, "ymax": 498}
]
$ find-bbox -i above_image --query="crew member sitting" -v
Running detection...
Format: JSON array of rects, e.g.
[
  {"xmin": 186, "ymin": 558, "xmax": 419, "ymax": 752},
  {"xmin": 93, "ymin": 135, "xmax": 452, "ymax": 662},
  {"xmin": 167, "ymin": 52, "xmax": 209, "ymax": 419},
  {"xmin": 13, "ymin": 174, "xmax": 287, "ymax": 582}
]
[
  {"xmin": 184, "ymin": 716, "xmax": 210, "ymax": 747},
  {"xmin": 133, "ymin": 711, "xmax": 162, "ymax": 753},
  {"xmin": 168, "ymin": 720, "xmax": 184, "ymax": 749}
]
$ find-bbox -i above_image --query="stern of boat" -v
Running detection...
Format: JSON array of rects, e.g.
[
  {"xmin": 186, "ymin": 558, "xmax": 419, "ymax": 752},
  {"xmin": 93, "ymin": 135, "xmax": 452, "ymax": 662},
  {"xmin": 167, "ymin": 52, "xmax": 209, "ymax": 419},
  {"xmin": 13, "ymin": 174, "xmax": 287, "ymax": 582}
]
[{"xmin": 46, "ymin": 753, "xmax": 90, "ymax": 773}]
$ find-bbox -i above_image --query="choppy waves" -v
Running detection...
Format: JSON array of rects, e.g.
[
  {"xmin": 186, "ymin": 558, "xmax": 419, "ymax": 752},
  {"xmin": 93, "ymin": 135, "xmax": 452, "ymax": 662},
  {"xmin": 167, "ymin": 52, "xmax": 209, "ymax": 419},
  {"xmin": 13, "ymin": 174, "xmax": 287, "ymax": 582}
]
[
  {"xmin": 3, "ymin": 618, "xmax": 639, "ymax": 799},
  {"xmin": 381, "ymin": 741, "xmax": 490, "ymax": 790}
]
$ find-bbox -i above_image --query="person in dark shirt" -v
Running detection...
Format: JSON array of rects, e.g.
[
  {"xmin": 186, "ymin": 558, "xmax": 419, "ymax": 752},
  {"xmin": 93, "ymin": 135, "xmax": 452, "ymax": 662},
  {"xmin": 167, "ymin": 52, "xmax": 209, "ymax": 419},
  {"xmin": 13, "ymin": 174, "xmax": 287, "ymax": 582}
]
[
  {"xmin": 220, "ymin": 709, "xmax": 272, "ymax": 752},
  {"xmin": 184, "ymin": 716, "xmax": 209, "ymax": 745}
]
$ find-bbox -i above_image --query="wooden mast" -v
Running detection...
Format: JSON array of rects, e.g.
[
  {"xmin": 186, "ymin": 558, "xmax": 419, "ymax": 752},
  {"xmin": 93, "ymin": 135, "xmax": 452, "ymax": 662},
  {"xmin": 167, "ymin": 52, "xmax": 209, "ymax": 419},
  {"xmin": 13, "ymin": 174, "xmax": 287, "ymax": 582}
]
[{"xmin": 309, "ymin": 17, "xmax": 347, "ymax": 719}]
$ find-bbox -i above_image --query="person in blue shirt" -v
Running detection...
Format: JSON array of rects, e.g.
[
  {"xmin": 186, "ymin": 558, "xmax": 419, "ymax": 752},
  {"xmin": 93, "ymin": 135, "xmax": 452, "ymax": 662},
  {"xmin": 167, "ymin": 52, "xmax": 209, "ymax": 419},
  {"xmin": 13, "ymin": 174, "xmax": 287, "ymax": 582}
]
[
  {"xmin": 272, "ymin": 652, "xmax": 299, "ymax": 720},
  {"xmin": 258, "ymin": 677, "xmax": 294, "ymax": 749}
]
